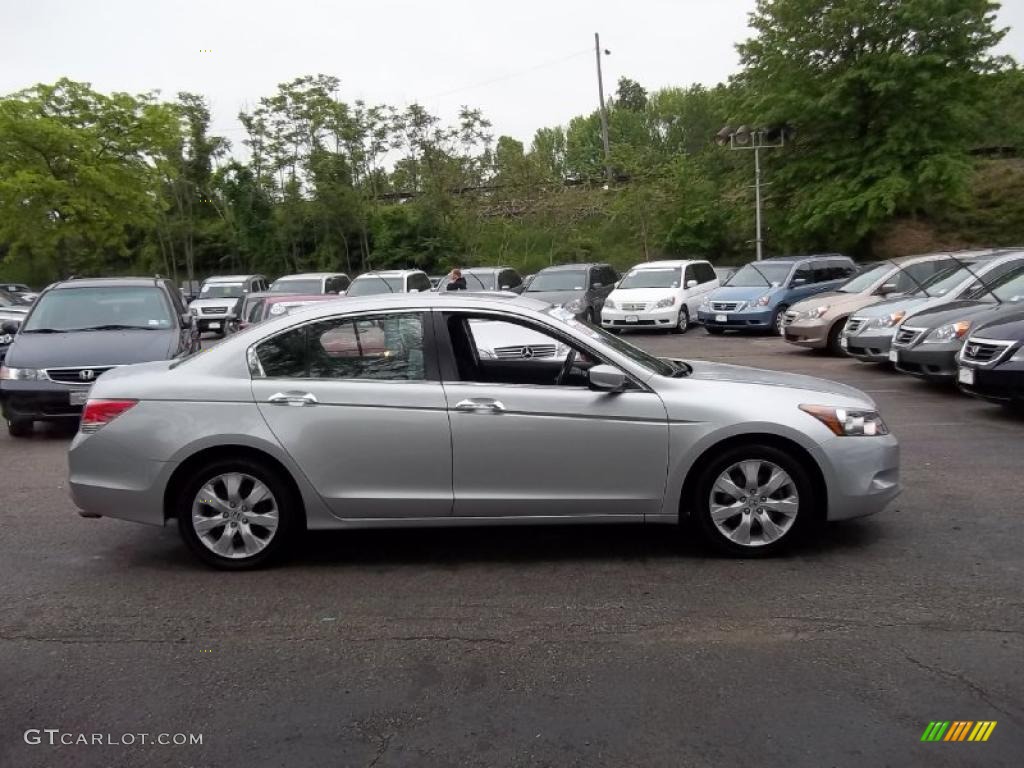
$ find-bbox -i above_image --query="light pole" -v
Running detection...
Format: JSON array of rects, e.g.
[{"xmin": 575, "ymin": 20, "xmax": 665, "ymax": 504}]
[
  {"xmin": 715, "ymin": 125, "xmax": 790, "ymax": 260},
  {"xmin": 594, "ymin": 33, "xmax": 612, "ymax": 187}
]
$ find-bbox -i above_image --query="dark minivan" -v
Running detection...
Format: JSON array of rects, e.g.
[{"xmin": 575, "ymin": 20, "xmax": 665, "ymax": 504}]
[
  {"xmin": 521, "ymin": 263, "xmax": 620, "ymax": 322},
  {"xmin": 0, "ymin": 277, "xmax": 200, "ymax": 437}
]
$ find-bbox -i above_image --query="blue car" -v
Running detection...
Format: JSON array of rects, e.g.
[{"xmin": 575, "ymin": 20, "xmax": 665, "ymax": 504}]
[{"xmin": 698, "ymin": 254, "xmax": 858, "ymax": 335}]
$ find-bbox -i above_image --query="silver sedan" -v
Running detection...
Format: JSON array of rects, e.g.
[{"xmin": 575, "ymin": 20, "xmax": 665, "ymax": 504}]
[{"xmin": 68, "ymin": 293, "xmax": 900, "ymax": 569}]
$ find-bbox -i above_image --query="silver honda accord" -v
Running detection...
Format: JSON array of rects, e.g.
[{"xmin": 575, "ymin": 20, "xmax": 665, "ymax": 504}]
[{"xmin": 68, "ymin": 293, "xmax": 900, "ymax": 569}]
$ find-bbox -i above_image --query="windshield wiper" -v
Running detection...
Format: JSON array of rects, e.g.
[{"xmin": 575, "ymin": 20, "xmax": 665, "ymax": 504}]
[
  {"xmin": 75, "ymin": 324, "xmax": 157, "ymax": 331},
  {"xmin": 22, "ymin": 328, "xmax": 67, "ymax": 333},
  {"xmin": 945, "ymin": 253, "xmax": 1002, "ymax": 305},
  {"xmin": 745, "ymin": 264, "xmax": 773, "ymax": 287}
]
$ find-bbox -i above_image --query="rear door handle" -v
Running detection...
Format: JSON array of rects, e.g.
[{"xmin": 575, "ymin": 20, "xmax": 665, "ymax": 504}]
[
  {"xmin": 454, "ymin": 398, "xmax": 506, "ymax": 413},
  {"xmin": 267, "ymin": 391, "xmax": 318, "ymax": 407}
]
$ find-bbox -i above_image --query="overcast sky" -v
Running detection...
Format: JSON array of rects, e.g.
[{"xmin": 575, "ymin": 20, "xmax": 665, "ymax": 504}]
[{"xmin": 2, "ymin": 0, "xmax": 1022, "ymax": 154}]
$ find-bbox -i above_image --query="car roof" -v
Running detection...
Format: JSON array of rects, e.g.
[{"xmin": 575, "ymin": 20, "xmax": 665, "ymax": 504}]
[
  {"xmin": 204, "ymin": 274, "xmax": 263, "ymax": 283},
  {"xmin": 537, "ymin": 263, "xmax": 604, "ymax": 272},
  {"xmin": 272, "ymin": 273, "xmax": 342, "ymax": 280},
  {"xmin": 352, "ymin": 270, "xmax": 423, "ymax": 278},
  {"xmin": 630, "ymin": 259, "xmax": 706, "ymax": 269},
  {"xmin": 264, "ymin": 293, "xmax": 336, "ymax": 304},
  {"xmin": 751, "ymin": 253, "xmax": 849, "ymax": 265},
  {"xmin": 51, "ymin": 277, "xmax": 165, "ymax": 290}
]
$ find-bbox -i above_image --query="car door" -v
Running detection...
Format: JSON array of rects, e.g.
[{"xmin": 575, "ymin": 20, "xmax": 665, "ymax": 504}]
[
  {"xmin": 436, "ymin": 310, "xmax": 669, "ymax": 519},
  {"xmin": 783, "ymin": 262, "xmax": 820, "ymax": 305},
  {"xmin": 681, "ymin": 264, "xmax": 702, "ymax": 316},
  {"xmin": 251, "ymin": 310, "xmax": 453, "ymax": 519}
]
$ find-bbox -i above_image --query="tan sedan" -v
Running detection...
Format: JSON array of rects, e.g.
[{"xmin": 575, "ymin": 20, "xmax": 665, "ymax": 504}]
[{"xmin": 782, "ymin": 254, "xmax": 960, "ymax": 354}]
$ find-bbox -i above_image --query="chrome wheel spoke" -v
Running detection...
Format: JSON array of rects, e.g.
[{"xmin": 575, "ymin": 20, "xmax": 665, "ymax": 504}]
[
  {"xmin": 211, "ymin": 526, "xmax": 237, "ymax": 556},
  {"xmin": 712, "ymin": 475, "xmax": 745, "ymax": 502},
  {"xmin": 192, "ymin": 472, "xmax": 279, "ymax": 560},
  {"xmin": 729, "ymin": 513, "xmax": 752, "ymax": 545},
  {"xmin": 763, "ymin": 497, "xmax": 799, "ymax": 518},
  {"xmin": 222, "ymin": 473, "xmax": 243, "ymax": 504},
  {"xmin": 709, "ymin": 459, "xmax": 799, "ymax": 548},
  {"xmin": 757, "ymin": 512, "xmax": 786, "ymax": 542},
  {"xmin": 245, "ymin": 480, "xmax": 273, "ymax": 508},
  {"xmin": 238, "ymin": 525, "xmax": 264, "ymax": 556},
  {"xmin": 739, "ymin": 460, "xmax": 761, "ymax": 491},
  {"xmin": 759, "ymin": 469, "xmax": 788, "ymax": 497},
  {"xmin": 193, "ymin": 513, "xmax": 227, "ymax": 535},
  {"xmin": 710, "ymin": 501, "xmax": 745, "ymax": 525},
  {"xmin": 245, "ymin": 512, "xmax": 278, "ymax": 531},
  {"xmin": 197, "ymin": 483, "xmax": 232, "ymax": 515}
]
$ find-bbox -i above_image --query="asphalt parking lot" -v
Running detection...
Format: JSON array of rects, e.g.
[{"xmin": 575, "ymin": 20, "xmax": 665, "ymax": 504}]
[{"xmin": 2, "ymin": 330, "xmax": 1022, "ymax": 767}]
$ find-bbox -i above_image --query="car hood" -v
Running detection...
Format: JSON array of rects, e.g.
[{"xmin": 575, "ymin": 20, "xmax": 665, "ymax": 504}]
[
  {"xmin": 5, "ymin": 329, "xmax": 179, "ymax": 368},
  {"xmin": 852, "ymin": 294, "xmax": 935, "ymax": 319},
  {"xmin": 684, "ymin": 360, "xmax": 873, "ymax": 405},
  {"xmin": 899, "ymin": 300, "xmax": 1008, "ymax": 331},
  {"xmin": 608, "ymin": 287, "xmax": 676, "ymax": 303},
  {"xmin": 520, "ymin": 290, "xmax": 584, "ymax": 306},
  {"xmin": 972, "ymin": 307, "xmax": 1024, "ymax": 340},
  {"xmin": 707, "ymin": 285, "xmax": 777, "ymax": 302},
  {"xmin": 789, "ymin": 290, "xmax": 878, "ymax": 315},
  {"xmin": 189, "ymin": 297, "xmax": 241, "ymax": 310}
]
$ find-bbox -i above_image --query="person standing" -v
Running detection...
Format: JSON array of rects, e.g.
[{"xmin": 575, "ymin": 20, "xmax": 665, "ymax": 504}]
[{"xmin": 445, "ymin": 268, "xmax": 467, "ymax": 291}]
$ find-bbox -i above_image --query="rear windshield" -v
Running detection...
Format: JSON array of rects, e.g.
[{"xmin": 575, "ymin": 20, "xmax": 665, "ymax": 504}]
[
  {"xmin": 347, "ymin": 276, "xmax": 404, "ymax": 296},
  {"xmin": 439, "ymin": 272, "xmax": 496, "ymax": 291},
  {"xmin": 23, "ymin": 287, "xmax": 174, "ymax": 332},
  {"xmin": 526, "ymin": 269, "xmax": 587, "ymax": 292}
]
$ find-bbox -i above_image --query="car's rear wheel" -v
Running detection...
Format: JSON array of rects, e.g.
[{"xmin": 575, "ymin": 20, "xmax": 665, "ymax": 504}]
[
  {"xmin": 671, "ymin": 307, "xmax": 689, "ymax": 334},
  {"xmin": 7, "ymin": 417, "xmax": 32, "ymax": 438},
  {"xmin": 176, "ymin": 458, "xmax": 299, "ymax": 570},
  {"xmin": 691, "ymin": 444, "xmax": 813, "ymax": 557},
  {"xmin": 705, "ymin": 327, "xmax": 725, "ymax": 336}
]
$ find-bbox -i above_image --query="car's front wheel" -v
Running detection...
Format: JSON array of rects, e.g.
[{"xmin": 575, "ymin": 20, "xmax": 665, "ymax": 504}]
[
  {"xmin": 176, "ymin": 458, "xmax": 300, "ymax": 569},
  {"xmin": 7, "ymin": 417, "xmax": 32, "ymax": 438},
  {"xmin": 671, "ymin": 307, "xmax": 689, "ymax": 334},
  {"xmin": 691, "ymin": 444, "xmax": 813, "ymax": 556},
  {"xmin": 771, "ymin": 306, "xmax": 789, "ymax": 336}
]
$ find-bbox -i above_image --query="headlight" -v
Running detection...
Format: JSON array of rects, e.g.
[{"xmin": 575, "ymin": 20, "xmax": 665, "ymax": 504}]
[
  {"xmin": 189, "ymin": 306, "xmax": 199, "ymax": 315},
  {"xmin": 924, "ymin": 320, "xmax": 971, "ymax": 344},
  {"xmin": 798, "ymin": 305, "xmax": 829, "ymax": 320},
  {"xmin": 867, "ymin": 311, "xmax": 906, "ymax": 330},
  {"xmin": 654, "ymin": 296, "xmax": 676, "ymax": 309},
  {"xmin": 700, "ymin": 297, "xmax": 711, "ymax": 310},
  {"xmin": 0, "ymin": 366, "xmax": 44, "ymax": 380},
  {"xmin": 563, "ymin": 299, "xmax": 585, "ymax": 314},
  {"xmin": 799, "ymin": 404, "xmax": 889, "ymax": 436},
  {"xmin": 754, "ymin": 293, "xmax": 772, "ymax": 307},
  {"xmin": 604, "ymin": 298, "xmax": 616, "ymax": 310}
]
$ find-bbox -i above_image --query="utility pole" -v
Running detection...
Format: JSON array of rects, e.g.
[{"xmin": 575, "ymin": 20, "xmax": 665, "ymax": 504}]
[
  {"xmin": 753, "ymin": 143, "xmax": 764, "ymax": 261},
  {"xmin": 594, "ymin": 32, "xmax": 612, "ymax": 187}
]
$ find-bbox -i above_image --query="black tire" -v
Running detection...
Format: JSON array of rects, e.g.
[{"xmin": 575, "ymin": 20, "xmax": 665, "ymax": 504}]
[
  {"xmin": 671, "ymin": 307, "xmax": 690, "ymax": 334},
  {"xmin": 690, "ymin": 443, "xmax": 815, "ymax": 557},
  {"xmin": 175, "ymin": 457, "xmax": 301, "ymax": 570},
  {"xmin": 705, "ymin": 327, "xmax": 725, "ymax": 336},
  {"xmin": 826, "ymin": 319, "xmax": 847, "ymax": 355},
  {"xmin": 771, "ymin": 306, "xmax": 789, "ymax": 336},
  {"xmin": 7, "ymin": 418, "xmax": 32, "ymax": 437}
]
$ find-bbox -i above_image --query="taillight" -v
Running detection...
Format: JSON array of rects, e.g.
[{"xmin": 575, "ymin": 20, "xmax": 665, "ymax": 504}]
[{"xmin": 80, "ymin": 399, "xmax": 138, "ymax": 433}]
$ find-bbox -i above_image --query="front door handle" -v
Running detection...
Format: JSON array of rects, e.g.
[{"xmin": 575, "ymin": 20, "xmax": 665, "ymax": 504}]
[
  {"xmin": 454, "ymin": 398, "xmax": 506, "ymax": 413},
  {"xmin": 267, "ymin": 391, "xmax": 318, "ymax": 407}
]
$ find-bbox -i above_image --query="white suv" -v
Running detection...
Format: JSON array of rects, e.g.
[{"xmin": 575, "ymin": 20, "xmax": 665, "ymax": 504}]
[
  {"xmin": 601, "ymin": 260, "xmax": 719, "ymax": 333},
  {"xmin": 346, "ymin": 270, "xmax": 433, "ymax": 296}
]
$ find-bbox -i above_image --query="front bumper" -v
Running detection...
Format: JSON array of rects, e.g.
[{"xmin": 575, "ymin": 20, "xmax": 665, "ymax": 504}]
[
  {"xmin": 783, "ymin": 318, "xmax": 830, "ymax": 348},
  {"xmin": 602, "ymin": 305, "xmax": 678, "ymax": 329},
  {"xmin": 958, "ymin": 362, "xmax": 1024, "ymax": 405},
  {"xmin": 822, "ymin": 434, "xmax": 901, "ymax": 521},
  {"xmin": 892, "ymin": 342, "xmax": 960, "ymax": 381},
  {"xmin": 0, "ymin": 380, "xmax": 89, "ymax": 423},
  {"xmin": 697, "ymin": 308, "xmax": 773, "ymax": 331},
  {"xmin": 195, "ymin": 315, "xmax": 233, "ymax": 332},
  {"xmin": 843, "ymin": 329, "xmax": 895, "ymax": 362}
]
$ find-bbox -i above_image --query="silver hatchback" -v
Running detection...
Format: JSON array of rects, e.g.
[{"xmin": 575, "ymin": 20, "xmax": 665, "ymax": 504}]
[{"xmin": 69, "ymin": 293, "xmax": 900, "ymax": 569}]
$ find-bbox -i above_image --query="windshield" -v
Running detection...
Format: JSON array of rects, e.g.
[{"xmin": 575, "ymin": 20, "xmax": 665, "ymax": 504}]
[
  {"xmin": 347, "ymin": 276, "xmax": 404, "ymax": 296},
  {"xmin": 527, "ymin": 269, "xmax": 587, "ymax": 292},
  {"xmin": 838, "ymin": 263, "xmax": 892, "ymax": 293},
  {"xmin": 270, "ymin": 278, "xmax": 322, "ymax": 294},
  {"xmin": 22, "ymin": 287, "xmax": 174, "ymax": 331},
  {"xmin": 618, "ymin": 268, "xmax": 681, "ymax": 289},
  {"xmin": 913, "ymin": 263, "xmax": 981, "ymax": 297},
  {"xmin": 439, "ymin": 271, "xmax": 496, "ymax": 291},
  {"xmin": 725, "ymin": 263, "xmax": 792, "ymax": 288},
  {"xmin": 544, "ymin": 306, "xmax": 675, "ymax": 376},
  {"xmin": 982, "ymin": 265, "xmax": 1024, "ymax": 303},
  {"xmin": 200, "ymin": 282, "xmax": 244, "ymax": 299}
]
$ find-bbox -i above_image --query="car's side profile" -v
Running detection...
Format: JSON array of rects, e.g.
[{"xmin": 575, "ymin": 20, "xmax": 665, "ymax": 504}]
[
  {"xmin": 68, "ymin": 293, "xmax": 900, "ymax": 569},
  {"xmin": 601, "ymin": 259, "xmax": 719, "ymax": 334}
]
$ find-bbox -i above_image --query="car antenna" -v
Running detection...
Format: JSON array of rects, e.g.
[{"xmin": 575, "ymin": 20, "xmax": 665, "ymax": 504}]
[{"xmin": 943, "ymin": 251, "xmax": 1002, "ymax": 305}]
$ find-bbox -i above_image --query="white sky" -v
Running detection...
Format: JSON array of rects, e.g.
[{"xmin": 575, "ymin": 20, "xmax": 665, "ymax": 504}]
[{"xmin": 2, "ymin": 0, "xmax": 1022, "ymax": 154}]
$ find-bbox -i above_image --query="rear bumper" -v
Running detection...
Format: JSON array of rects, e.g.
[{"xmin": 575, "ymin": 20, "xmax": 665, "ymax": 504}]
[
  {"xmin": 697, "ymin": 308, "xmax": 774, "ymax": 331},
  {"xmin": 893, "ymin": 344, "xmax": 959, "ymax": 381},
  {"xmin": 0, "ymin": 381, "xmax": 87, "ymax": 423}
]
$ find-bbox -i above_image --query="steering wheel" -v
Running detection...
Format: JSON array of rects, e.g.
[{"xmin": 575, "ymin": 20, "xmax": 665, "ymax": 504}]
[{"xmin": 556, "ymin": 348, "xmax": 578, "ymax": 386}]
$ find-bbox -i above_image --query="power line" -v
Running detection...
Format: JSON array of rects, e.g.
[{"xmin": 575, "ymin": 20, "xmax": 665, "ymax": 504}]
[{"xmin": 424, "ymin": 48, "xmax": 591, "ymax": 101}]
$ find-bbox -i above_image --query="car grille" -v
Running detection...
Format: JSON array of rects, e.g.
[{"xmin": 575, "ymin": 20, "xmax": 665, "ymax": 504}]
[
  {"xmin": 45, "ymin": 366, "xmax": 116, "ymax": 384},
  {"xmin": 494, "ymin": 344, "xmax": 557, "ymax": 360},
  {"xmin": 845, "ymin": 317, "xmax": 866, "ymax": 334},
  {"xmin": 893, "ymin": 326, "xmax": 925, "ymax": 347},
  {"xmin": 201, "ymin": 307, "xmax": 228, "ymax": 315},
  {"xmin": 619, "ymin": 303, "xmax": 648, "ymax": 312},
  {"xmin": 961, "ymin": 338, "xmax": 1016, "ymax": 365},
  {"xmin": 711, "ymin": 301, "xmax": 745, "ymax": 312}
]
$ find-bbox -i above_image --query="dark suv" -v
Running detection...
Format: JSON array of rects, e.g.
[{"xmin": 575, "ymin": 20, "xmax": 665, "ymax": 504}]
[
  {"xmin": 0, "ymin": 277, "xmax": 200, "ymax": 437},
  {"xmin": 520, "ymin": 263, "xmax": 620, "ymax": 322}
]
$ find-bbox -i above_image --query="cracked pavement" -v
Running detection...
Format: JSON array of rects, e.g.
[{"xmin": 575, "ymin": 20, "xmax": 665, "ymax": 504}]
[{"xmin": 1, "ymin": 332, "xmax": 1022, "ymax": 766}]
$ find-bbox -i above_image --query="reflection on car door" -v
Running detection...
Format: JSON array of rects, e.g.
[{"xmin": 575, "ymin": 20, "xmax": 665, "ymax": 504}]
[
  {"xmin": 437, "ymin": 311, "xmax": 669, "ymax": 518},
  {"xmin": 251, "ymin": 311, "xmax": 452, "ymax": 519}
]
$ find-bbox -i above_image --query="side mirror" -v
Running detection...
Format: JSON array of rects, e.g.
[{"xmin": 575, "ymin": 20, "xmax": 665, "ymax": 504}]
[
  {"xmin": 1, "ymin": 320, "xmax": 19, "ymax": 335},
  {"xmin": 686, "ymin": 279, "xmax": 699, "ymax": 289},
  {"xmin": 878, "ymin": 282, "xmax": 899, "ymax": 295},
  {"xmin": 500, "ymin": 284, "xmax": 511, "ymax": 290},
  {"xmin": 588, "ymin": 364, "xmax": 628, "ymax": 393},
  {"xmin": 791, "ymin": 278, "xmax": 808, "ymax": 286},
  {"xmin": 409, "ymin": 288, "xmax": 420, "ymax": 293}
]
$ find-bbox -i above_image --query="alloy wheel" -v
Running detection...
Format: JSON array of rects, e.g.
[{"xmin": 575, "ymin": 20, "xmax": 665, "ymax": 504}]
[
  {"xmin": 192, "ymin": 472, "xmax": 280, "ymax": 559},
  {"xmin": 708, "ymin": 460, "xmax": 799, "ymax": 547}
]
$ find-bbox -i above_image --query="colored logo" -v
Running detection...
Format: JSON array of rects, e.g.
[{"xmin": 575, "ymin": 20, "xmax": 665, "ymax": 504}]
[{"xmin": 921, "ymin": 721, "xmax": 996, "ymax": 742}]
